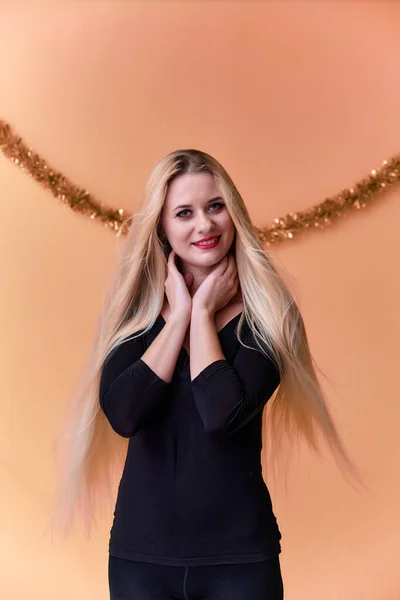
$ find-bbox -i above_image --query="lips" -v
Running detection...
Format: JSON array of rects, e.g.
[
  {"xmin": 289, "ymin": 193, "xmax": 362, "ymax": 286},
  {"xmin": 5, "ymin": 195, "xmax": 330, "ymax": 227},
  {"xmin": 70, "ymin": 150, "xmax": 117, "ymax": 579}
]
[
  {"xmin": 192, "ymin": 235, "xmax": 221, "ymax": 251},
  {"xmin": 192, "ymin": 235, "xmax": 221, "ymax": 246},
  {"xmin": 192, "ymin": 235, "xmax": 221, "ymax": 244}
]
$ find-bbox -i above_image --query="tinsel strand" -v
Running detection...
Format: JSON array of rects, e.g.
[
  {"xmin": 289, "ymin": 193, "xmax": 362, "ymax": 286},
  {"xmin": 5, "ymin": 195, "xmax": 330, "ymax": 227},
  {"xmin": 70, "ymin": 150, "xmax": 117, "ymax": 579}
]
[{"xmin": 1, "ymin": 119, "xmax": 399, "ymax": 245}]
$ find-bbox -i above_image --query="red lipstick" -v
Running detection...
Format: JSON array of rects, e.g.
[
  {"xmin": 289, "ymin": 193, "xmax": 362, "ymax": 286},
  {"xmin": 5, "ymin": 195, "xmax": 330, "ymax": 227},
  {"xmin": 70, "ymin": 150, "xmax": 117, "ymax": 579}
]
[{"xmin": 192, "ymin": 235, "xmax": 221, "ymax": 250}]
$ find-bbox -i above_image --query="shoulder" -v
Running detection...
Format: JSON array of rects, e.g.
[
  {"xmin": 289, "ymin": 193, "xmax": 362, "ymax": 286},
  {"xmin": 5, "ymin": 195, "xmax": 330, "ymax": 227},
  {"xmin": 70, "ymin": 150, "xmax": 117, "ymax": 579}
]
[
  {"xmin": 103, "ymin": 329, "xmax": 145, "ymax": 370},
  {"xmin": 103, "ymin": 316, "xmax": 163, "ymax": 369},
  {"xmin": 238, "ymin": 317, "xmax": 280, "ymax": 371}
]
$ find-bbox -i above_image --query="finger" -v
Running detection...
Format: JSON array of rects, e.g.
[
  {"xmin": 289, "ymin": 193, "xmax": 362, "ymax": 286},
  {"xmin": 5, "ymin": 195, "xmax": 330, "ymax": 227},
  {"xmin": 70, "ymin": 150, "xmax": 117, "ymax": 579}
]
[
  {"xmin": 217, "ymin": 255, "xmax": 230, "ymax": 273},
  {"xmin": 225, "ymin": 254, "xmax": 236, "ymax": 277},
  {"xmin": 167, "ymin": 250, "xmax": 178, "ymax": 270},
  {"xmin": 168, "ymin": 252, "xmax": 185, "ymax": 279}
]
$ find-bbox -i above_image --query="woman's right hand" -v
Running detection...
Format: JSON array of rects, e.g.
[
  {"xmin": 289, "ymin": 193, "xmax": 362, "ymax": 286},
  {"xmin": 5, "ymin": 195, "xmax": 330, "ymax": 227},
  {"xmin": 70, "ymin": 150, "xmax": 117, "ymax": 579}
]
[{"xmin": 164, "ymin": 251, "xmax": 193, "ymax": 321}]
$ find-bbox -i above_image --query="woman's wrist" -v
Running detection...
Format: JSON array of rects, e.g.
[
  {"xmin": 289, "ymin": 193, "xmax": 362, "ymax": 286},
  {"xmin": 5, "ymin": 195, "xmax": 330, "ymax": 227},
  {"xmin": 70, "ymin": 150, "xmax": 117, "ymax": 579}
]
[
  {"xmin": 191, "ymin": 303, "xmax": 215, "ymax": 321},
  {"xmin": 167, "ymin": 310, "xmax": 191, "ymax": 328}
]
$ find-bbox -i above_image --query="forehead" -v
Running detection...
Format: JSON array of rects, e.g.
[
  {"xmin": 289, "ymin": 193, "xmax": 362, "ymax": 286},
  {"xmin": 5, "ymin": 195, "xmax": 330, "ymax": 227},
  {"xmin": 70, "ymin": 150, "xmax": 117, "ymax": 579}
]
[{"xmin": 165, "ymin": 172, "xmax": 218, "ymax": 208}]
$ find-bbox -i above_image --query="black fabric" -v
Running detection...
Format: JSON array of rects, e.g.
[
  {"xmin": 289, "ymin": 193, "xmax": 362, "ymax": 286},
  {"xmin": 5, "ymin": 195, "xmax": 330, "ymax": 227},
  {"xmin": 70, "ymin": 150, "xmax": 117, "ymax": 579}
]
[
  {"xmin": 108, "ymin": 554, "xmax": 284, "ymax": 600},
  {"xmin": 100, "ymin": 312, "xmax": 282, "ymax": 567}
]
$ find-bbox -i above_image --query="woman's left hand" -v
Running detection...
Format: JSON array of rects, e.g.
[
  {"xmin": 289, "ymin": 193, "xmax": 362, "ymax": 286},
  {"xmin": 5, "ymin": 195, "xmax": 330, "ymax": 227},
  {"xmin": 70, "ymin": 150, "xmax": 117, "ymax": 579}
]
[{"xmin": 192, "ymin": 253, "xmax": 239, "ymax": 317}]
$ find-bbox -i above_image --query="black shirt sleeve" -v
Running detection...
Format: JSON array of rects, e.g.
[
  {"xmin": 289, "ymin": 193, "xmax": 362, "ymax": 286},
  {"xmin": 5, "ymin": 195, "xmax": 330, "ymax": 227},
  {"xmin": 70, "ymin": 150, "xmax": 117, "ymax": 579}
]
[
  {"xmin": 99, "ymin": 333, "xmax": 171, "ymax": 438},
  {"xmin": 190, "ymin": 325, "xmax": 280, "ymax": 436}
]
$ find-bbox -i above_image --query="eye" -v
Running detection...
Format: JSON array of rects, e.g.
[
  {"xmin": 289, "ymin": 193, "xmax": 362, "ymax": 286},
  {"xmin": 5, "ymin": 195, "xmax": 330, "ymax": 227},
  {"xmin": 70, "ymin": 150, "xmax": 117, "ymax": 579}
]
[
  {"xmin": 176, "ymin": 209, "xmax": 190, "ymax": 218},
  {"xmin": 176, "ymin": 202, "xmax": 224, "ymax": 218},
  {"xmin": 210, "ymin": 202, "xmax": 224, "ymax": 211}
]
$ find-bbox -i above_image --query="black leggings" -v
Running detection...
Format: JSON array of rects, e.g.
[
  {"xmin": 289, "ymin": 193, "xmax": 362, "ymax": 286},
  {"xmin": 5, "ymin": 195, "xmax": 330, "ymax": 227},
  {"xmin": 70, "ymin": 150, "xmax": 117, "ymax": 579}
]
[{"xmin": 108, "ymin": 554, "xmax": 284, "ymax": 600}]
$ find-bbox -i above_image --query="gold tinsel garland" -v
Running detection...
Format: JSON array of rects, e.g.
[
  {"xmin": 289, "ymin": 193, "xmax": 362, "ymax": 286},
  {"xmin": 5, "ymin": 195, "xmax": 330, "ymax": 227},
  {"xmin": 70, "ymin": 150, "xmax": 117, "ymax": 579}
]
[{"xmin": 1, "ymin": 119, "xmax": 399, "ymax": 245}]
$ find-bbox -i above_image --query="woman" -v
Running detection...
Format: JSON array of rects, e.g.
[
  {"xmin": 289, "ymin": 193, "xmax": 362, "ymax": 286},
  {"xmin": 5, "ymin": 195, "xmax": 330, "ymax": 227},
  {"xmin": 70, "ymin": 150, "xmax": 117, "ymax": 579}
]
[{"xmin": 49, "ymin": 149, "xmax": 361, "ymax": 599}]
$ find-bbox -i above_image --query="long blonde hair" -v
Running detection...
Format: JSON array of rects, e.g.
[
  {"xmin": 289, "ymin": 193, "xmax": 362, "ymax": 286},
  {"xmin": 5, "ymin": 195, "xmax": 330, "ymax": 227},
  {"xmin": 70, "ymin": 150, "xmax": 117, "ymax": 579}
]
[{"xmin": 47, "ymin": 149, "xmax": 363, "ymax": 542}]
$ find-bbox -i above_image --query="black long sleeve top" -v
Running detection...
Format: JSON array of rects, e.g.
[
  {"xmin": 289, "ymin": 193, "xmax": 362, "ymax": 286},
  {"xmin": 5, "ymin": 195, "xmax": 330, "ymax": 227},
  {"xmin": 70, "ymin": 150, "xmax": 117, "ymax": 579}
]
[{"xmin": 99, "ymin": 312, "xmax": 282, "ymax": 566}]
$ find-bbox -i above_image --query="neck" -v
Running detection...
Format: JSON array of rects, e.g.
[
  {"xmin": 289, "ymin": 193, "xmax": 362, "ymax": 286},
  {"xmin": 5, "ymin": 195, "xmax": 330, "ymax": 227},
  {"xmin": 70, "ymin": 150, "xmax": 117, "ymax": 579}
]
[{"xmin": 179, "ymin": 260, "xmax": 218, "ymax": 296}]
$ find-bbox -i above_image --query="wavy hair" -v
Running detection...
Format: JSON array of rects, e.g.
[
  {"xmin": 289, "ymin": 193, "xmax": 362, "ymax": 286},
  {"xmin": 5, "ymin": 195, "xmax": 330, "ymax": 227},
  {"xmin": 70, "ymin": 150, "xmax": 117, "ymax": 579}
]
[{"xmin": 47, "ymin": 149, "xmax": 363, "ymax": 542}]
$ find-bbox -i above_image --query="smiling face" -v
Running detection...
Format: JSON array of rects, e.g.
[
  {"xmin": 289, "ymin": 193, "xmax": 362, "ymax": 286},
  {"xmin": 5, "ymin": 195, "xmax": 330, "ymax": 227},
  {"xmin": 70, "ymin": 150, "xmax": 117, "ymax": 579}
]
[{"xmin": 161, "ymin": 172, "xmax": 236, "ymax": 274}]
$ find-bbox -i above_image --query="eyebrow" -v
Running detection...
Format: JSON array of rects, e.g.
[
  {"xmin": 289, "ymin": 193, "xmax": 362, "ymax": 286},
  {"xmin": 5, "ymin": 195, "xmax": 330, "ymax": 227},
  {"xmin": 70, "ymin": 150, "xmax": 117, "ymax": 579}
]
[{"xmin": 173, "ymin": 196, "xmax": 223, "ymax": 212}]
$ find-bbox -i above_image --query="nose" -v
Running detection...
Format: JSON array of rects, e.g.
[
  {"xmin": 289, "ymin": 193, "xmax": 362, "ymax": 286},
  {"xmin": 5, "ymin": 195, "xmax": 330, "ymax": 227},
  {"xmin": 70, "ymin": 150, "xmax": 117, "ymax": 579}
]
[{"xmin": 194, "ymin": 211, "xmax": 217, "ymax": 234}]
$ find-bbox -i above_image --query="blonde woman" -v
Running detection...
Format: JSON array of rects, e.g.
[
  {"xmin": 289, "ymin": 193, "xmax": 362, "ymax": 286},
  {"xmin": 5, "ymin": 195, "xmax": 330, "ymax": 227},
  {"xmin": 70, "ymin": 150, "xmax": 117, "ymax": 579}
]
[{"xmin": 49, "ymin": 149, "xmax": 361, "ymax": 599}]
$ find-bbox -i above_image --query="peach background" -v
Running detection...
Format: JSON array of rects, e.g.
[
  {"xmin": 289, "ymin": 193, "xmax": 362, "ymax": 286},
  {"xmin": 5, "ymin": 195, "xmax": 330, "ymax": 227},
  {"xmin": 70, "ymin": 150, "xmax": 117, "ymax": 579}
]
[{"xmin": 1, "ymin": 2, "xmax": 399, "ymax": 598}]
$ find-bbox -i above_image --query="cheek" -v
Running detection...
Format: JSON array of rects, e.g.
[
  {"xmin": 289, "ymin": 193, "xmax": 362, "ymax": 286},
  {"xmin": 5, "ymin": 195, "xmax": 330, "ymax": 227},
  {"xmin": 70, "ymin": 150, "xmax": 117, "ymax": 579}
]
[{"xmin": 222, "ymin": 219, "xmax": 235, "ymax": 239}]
